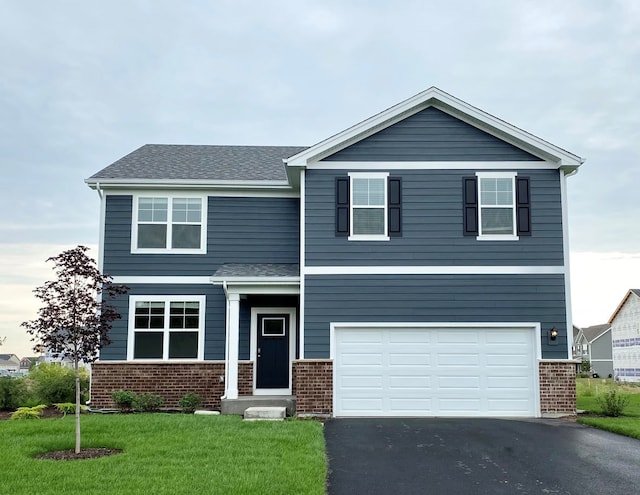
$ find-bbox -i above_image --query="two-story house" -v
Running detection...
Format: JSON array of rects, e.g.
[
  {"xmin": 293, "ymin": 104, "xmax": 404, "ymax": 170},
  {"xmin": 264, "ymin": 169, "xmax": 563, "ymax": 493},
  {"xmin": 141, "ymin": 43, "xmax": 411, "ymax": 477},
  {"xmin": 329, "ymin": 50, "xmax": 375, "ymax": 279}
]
[{"xmin": 86, "ymin": 87, "xmax": 583, "ymax": 417}]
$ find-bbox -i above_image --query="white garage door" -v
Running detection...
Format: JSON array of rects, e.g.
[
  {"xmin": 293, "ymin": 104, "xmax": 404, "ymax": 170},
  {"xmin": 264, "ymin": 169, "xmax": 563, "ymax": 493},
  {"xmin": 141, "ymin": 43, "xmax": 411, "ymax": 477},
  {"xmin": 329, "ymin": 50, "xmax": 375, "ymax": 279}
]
[{"xmin": 333, "ymin": 326, "xmax": 538, "ymax": 417}]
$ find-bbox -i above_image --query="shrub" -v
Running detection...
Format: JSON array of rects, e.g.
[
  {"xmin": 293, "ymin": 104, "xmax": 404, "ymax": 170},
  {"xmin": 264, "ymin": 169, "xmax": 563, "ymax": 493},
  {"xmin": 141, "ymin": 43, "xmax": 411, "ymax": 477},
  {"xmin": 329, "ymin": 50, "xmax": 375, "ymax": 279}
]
[
  {"xmin": 133, "ymin": 392, "xmax": 164, "ymax": 412},
  {"xmin": 54, "ymin": 402, "xmax": 87, "ymax": 416},
  {"xmin": 179, "ymin": 392, "xmax": 203, "ymax": 413},
  {"xmin": 580, "ymin": 359, "xmax": 591, "ymax": 373},
  {"xmin": 28, "ymin": 363, "xmax": 89, "ymax": 405},
  {"xmin": 596, "ymin": 389, "xmax": 630, "ymax": 417},
  {"xmin": 112, "ymin": 390, "xmax": 136, "ymax": 412},
  {"xmin": 10, "ymin": 404, "xmax": 47, "ymax": 420},
  {"xmin": 0, "ymin": 376, "xmax": 29, "ymax": 410}
]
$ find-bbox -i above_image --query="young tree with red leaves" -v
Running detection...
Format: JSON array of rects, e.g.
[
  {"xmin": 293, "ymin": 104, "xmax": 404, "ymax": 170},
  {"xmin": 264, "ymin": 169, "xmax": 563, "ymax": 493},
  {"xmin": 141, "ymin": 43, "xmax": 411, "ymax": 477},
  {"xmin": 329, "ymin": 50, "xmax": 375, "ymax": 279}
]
[{"xmin": 22, "ymin": 246, "xmax": 128, "ymax": 453}]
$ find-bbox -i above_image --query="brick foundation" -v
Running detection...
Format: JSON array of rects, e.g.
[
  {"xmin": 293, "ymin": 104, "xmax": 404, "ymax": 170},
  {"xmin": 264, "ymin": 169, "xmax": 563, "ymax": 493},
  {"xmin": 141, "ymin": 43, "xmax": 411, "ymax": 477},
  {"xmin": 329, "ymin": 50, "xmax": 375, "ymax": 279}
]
[
  {"xmin": 90, "ymin": 361, "xmax": 254, "ymax": 410},
  {"xmin": 292, "ymin": 359, "xmax": 333, "ymax": 415},
  {"xmin": 539, "ymin": 361, "xmax": 576, "ymax": 415}
]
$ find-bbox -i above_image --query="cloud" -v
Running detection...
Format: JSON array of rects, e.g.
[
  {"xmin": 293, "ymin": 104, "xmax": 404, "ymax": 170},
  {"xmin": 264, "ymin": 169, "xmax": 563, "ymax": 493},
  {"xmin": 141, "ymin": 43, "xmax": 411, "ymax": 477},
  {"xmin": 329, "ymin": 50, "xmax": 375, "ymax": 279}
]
[{"xmin": 570, "ymin": 251, "xmax": 640, "ymax": 327}]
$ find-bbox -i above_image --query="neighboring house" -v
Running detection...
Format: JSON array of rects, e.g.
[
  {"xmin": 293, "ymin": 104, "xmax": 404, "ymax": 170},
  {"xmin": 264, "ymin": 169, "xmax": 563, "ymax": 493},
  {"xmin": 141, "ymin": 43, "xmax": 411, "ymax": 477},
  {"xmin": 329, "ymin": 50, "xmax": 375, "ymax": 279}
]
[
  {"xmin": 0, "ymin": 354, "xmax": 21, "ymax": 373},
  {"xmin": 573, "ymin": 324, "xmax": 613, "ymax": 377},
  {"xmin": 19, "ymin": 357, "xmax": 36, "ymax": 374},
  {"xmin": 85, "ymin": 87, "xmax": 583, "ymax": 417},
  {"xmin": 610, "ymin": 289, "xmax": 640, "ymax": 382}
]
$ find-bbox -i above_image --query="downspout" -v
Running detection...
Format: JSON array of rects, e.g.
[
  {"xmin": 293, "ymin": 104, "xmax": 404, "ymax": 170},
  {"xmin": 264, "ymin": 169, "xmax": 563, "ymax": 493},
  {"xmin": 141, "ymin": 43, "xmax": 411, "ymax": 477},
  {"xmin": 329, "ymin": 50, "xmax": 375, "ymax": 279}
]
[{"xmin": 221, "ymin": 281, "xmax": 229, "ymax": 399}]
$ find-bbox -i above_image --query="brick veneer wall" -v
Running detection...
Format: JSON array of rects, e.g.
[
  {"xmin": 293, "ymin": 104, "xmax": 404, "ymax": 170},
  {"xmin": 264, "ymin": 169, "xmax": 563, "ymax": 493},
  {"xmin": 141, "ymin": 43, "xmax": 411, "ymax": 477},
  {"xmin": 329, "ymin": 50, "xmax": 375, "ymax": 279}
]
[
  {"xmin": 293, "ymin": 359, "xmax": 333, "ymax": 415},
  {"xmin": 539, "ymin": 361, "xmax": 576, "ymax": 415},
  {"xmin": 91, "ymin": 361, "xmax": 254, "ymax": 410}
]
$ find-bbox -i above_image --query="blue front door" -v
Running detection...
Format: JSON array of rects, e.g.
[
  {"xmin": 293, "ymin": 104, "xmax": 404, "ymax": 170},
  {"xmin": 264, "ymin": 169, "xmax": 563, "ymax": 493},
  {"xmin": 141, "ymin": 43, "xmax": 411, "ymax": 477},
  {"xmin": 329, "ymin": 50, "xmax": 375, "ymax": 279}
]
[{"xmin": 256, "ymin": 314, "xmax": 290, "ymax": 389}]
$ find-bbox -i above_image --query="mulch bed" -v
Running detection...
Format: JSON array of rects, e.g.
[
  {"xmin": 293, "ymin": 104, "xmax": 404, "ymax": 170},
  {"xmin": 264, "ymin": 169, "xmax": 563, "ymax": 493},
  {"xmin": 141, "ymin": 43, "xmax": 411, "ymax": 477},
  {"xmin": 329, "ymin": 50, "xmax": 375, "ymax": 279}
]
[{"xmin": 36, "ymin": 448, "xmax": 122, "ymax": 460}]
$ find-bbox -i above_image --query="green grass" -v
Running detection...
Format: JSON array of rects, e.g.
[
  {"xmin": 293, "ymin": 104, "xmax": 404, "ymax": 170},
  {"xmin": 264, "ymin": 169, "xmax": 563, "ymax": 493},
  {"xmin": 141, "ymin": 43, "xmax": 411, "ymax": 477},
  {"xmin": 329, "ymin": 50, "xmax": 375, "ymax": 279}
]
[
  {"xmin": 576, "ymin": 378, "xmax": 640, "ymax": 439},
  {"xmin": 0, "ymin": 414, "xmax": 326, "ymax": 495}
]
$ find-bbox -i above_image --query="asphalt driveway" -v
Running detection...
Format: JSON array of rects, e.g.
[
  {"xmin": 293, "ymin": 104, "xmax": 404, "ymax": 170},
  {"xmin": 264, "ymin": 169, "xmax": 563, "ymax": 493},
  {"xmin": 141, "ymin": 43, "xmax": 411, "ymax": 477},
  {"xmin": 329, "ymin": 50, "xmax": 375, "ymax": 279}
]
[{"xmin": 324, "ymin": 418, "xmax": 640, "ymax": 495}]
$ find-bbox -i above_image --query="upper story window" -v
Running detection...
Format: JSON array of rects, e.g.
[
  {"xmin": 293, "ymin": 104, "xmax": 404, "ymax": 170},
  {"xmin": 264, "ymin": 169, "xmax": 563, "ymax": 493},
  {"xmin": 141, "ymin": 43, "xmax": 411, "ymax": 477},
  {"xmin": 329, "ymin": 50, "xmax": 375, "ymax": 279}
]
[
  {"xmin": 132, "ymin": 195, "xmax": 206, "ymax": 253},
  {"xmin": 336, "ymin": 173, "xmax": 401, "ymax": 241},
  {"xmin": 128, "ymin": 295, "xmax": 205, "ymax": 360},
  {"xmin": 477, "ymin": 172, "xmax": 517, "ymax": 239},
  {"xmin": 463, "ymin": 172, "xmax": 530, "ymax": 240},
  {"xmin": 350, "ymin": 172, "xmax": 388, "ymax": 240}
]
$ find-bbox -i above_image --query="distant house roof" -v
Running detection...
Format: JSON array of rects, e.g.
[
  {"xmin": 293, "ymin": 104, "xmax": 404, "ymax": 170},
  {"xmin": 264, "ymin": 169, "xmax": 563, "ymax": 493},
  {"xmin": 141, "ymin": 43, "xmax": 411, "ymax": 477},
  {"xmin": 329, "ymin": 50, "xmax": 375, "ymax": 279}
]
[
  {"xmin": 0, "ymin": 354, "xmax": 20, "ymax": 365},
  {"xmin": 580, "ymin": 324, "xmax": 611, "ymax": 343},
  {"xmin": 86, "ymin": 144, "xmax": 308, "ymax": 186},
  {"xmin": 609, "ymin": 289, "xmax": 640, "ymax": 323}
]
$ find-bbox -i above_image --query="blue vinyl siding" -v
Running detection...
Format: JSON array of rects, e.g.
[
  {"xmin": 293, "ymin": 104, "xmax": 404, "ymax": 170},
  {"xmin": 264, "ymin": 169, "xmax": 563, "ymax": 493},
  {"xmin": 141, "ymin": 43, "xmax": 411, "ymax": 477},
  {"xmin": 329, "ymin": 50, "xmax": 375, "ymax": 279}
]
[
  {"xmin": 99, "ymin": 284, "xmax": 226, "ymax": 361},
  {"xmin": 323, "ymin": 107, "xmax": 542, "ymax": 162},
  {"xmin": 103, "ymin": 195, "xmax": 299, "ymax": 275},
  {"xmin": 304, "ymin": 274, "xmax": 568, "ymax": 360},
  {"xmin": 305, "ymin": 169, "xmax": 564, "ymax": 266}
]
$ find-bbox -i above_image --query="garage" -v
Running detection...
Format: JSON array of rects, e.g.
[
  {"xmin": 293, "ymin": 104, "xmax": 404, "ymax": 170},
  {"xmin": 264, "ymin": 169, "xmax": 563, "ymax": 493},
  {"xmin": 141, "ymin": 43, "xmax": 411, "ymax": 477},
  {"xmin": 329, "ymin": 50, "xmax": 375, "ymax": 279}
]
[{"xmin": 332, "ymin": 324, "xmax": 539, "ymax": 417}]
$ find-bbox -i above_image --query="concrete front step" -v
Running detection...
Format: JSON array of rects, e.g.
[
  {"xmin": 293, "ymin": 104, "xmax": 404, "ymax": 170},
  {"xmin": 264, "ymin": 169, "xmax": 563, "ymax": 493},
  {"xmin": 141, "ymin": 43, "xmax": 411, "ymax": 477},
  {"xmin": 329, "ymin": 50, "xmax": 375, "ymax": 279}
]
[
  {"xmin": 244, "ymin": 406, "xmax": 286, "ymax": 421},
  {"xmin": 221, "ymin": 395, "xmax": 296, "ymax": 416}
]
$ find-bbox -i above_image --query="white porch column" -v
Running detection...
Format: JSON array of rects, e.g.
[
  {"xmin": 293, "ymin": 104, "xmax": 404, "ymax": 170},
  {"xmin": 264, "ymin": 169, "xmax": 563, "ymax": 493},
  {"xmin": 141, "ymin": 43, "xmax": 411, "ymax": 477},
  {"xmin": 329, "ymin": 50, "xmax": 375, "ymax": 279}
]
[{"xmin": 225, "ymin": 292, "xmax": 240, "ymax": 400}]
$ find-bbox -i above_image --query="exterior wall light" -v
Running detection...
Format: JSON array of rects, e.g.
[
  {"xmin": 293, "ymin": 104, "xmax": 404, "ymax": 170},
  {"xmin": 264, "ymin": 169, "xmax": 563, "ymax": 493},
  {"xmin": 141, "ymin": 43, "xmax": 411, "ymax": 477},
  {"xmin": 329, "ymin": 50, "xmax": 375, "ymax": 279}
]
[{"xmin": 548, "ymin": 327, "xmax": 559, "ymax": 344}]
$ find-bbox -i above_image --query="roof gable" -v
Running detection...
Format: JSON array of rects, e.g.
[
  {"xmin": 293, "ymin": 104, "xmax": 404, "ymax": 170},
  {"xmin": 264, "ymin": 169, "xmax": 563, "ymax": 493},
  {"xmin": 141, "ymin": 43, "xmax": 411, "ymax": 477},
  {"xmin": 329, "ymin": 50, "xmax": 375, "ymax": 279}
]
[
  {"xmin": 609, "ymin": 289, "xmax": 640, "ymax": 323},
  {"xmin": 322, "ymin": 107, "xmax": 542, "ymax": 162},
  {"xmin": 286, "ymin": 86, "xmax": 583, "ymax": 170}
]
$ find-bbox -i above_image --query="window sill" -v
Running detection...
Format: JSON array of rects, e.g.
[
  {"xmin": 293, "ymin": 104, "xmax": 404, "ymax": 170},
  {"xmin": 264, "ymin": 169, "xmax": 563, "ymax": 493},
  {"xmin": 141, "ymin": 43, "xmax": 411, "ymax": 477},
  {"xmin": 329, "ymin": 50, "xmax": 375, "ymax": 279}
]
[
  {"xmin": 131, "ymin": 248, "xmax": 207, "ymax": 255},
  {"xmin": 476, "ymin": 234, "xmax": 519, "ymax": 241},
  {"xmin": 348, "ymin": 235, "xmax": 390, "ymax": 242}
]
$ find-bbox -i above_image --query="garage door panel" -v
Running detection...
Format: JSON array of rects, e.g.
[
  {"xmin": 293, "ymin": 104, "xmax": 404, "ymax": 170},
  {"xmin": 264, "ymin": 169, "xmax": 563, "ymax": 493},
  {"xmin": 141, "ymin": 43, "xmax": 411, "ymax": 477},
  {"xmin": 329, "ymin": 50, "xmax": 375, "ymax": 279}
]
[
  {"xmin": 438, "ymin": 376, "xmax": 481, "ymax": 389},
  {"xmin": 389, "ymin": 353, "xmax": 430, "ymax": 366},
  {"xmin": 340, "ymin": 376, "xmax": 383, "ymax": 388},
  {"xmin": 436, "ymin": 331, "xmax": 480, "ymax": 344},
  {"xmin": 334, "ymin": 326, "xmax": 537, "ymax": 417},
  {"xmin": 390, "ymin": 398, "xmax": 433, "ymax": 411},
  {"xmin": 437, "ymin": 353, "xmax": 481, "ymax": 366}
]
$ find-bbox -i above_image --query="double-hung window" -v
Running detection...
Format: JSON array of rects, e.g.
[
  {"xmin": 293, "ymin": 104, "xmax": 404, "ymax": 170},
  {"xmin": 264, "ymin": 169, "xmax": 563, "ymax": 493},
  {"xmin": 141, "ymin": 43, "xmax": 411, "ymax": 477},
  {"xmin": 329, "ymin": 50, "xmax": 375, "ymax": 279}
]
[
  {"xmin": 128, "ymin": 295, "xmax": 205, "ymax": 360},
  {"xmin": 132, "ymin": 195, "xmax": 206, "ymax": 253},
  {"xmin": 477, "ymin": 172, "xmax": 517, "ymax": 239},
  {"xmin": 348, "ymin": 172, "xmax": 389, "ymax": 240}
]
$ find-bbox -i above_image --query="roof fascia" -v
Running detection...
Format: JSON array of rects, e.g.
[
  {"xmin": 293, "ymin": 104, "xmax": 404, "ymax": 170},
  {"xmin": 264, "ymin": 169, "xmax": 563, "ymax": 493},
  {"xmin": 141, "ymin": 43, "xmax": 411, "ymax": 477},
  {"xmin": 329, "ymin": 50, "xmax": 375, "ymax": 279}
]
[
  {"xmin": 285, "ymin": 86, "xmax": 584, "ymax": 170},
  {"xmin": 609, "ymin": 290, "xmax": 638, "ymax": 323},
  {"xmin": 86, "ymin": 178, "xmax": 295, "ymax": 192}
]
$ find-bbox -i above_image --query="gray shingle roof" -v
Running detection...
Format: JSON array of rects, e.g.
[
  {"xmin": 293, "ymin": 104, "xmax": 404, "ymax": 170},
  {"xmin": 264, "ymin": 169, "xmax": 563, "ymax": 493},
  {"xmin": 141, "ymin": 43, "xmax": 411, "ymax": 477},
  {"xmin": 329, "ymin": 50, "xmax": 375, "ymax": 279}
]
[
  {"xmin": 89, "ymin": 144, "xmax": 308, "ymax": 182},
  {"xmin": 631, "ymin": 289, "xmax": 640, "ymax": 297},
  {"xmin": 581, "ymin": 324, "xmax": 610, "ymax": 343},
  {"xmin": 213, "ymin": 263, "xmax": 299, "ymax": 278}
]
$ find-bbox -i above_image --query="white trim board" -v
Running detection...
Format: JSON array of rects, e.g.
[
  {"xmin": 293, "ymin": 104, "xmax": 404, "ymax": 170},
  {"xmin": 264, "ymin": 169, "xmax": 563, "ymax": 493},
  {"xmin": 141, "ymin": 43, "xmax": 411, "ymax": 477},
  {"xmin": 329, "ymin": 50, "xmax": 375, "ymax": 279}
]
[
  {"xmin": 306, "ymin": 161, "xmax": 558, "ymax": 171},
  {"xmin": 304, "ymin": 265, "xmax": 565, "ymax": 276}
]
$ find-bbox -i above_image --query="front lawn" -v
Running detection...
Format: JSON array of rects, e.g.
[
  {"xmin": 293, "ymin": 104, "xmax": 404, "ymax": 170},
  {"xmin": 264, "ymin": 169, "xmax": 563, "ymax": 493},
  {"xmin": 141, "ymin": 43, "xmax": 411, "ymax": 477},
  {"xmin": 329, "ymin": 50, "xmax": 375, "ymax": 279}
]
[
  {"xmin": 576, "ymin": 378, "xmax": 640, "ymax": 440},
  {"xmin": 0, "ymin": 414, "xmax": 326, "ymax": 495}
]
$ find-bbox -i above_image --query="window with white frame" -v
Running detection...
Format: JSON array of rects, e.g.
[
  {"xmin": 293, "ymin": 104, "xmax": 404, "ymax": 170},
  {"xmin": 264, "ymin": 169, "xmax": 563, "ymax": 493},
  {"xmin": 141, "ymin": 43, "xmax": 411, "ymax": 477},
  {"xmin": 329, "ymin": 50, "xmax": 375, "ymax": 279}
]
[
  {"xmin": 477, "ymin": 172, "xmax": 517, "ymax": 238},
  {"xmin": 349, "ymin": 172, "xmax": 388, "ymax": 239},
  {"xmin": 133, "ymin": 195, "xmax": 206, "ymax": 253},
  {"xmin": 128, "ymin": 296, "xmax": 205, "ymax": 360}
]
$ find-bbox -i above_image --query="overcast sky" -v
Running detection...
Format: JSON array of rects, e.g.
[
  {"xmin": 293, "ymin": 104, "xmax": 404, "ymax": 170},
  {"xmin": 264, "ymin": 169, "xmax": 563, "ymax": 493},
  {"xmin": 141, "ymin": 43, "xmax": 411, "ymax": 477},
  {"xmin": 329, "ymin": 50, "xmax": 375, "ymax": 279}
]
[{"xmin": 1, "ymin": 0, "xmax": 639, "ymax": 358}]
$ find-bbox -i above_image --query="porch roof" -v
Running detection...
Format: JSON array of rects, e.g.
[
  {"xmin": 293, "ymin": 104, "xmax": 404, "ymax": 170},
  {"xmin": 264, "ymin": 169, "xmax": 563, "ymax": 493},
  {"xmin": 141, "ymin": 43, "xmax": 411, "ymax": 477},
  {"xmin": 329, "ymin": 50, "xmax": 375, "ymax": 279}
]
[{"xmin": 211, "ymin": 263, "xmax": 300, "ymax": 285}]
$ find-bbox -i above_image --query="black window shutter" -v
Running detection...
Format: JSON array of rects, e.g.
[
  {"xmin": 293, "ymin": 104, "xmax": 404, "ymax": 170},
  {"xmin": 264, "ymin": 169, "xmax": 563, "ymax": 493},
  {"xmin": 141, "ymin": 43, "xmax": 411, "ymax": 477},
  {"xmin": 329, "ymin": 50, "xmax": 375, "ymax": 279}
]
[
  {"xmin": 516, "ymin": 177, "xmax": 531, "ymax": 236},
  {"xmin": 335, "ymin": 177, "xmax": 349, "ymax": 236},
  {"xmin": 463, "ymin": 177, "xmax": 478, "ymax": 236},
  {"xmin": 388, "ymin": 177, "xmax": 402, "ymax": 237}
]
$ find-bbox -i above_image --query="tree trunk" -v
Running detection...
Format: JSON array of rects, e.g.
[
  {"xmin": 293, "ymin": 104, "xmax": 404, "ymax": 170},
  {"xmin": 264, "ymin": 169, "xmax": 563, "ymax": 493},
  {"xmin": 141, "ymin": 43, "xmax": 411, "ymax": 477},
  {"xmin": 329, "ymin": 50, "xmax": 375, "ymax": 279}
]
[{"xmin": 75, "ymin": 361, "xmax": 81, "ymax": 454}]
